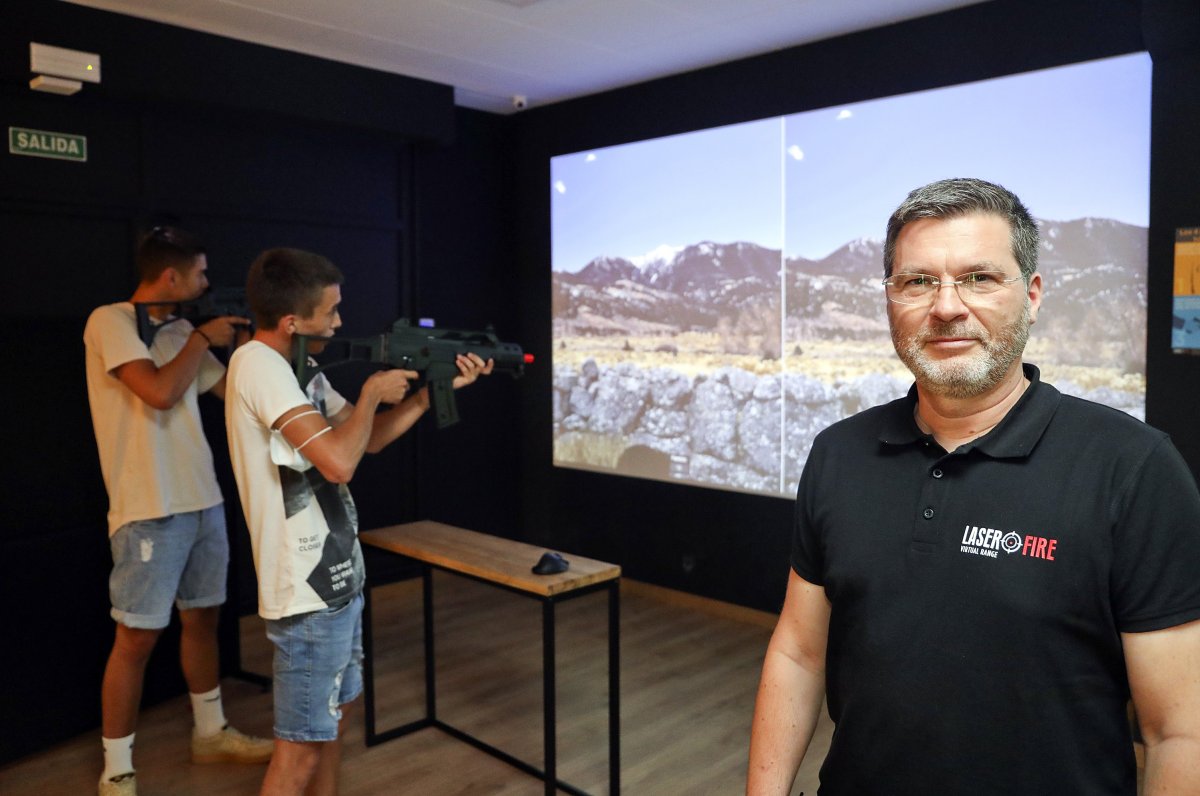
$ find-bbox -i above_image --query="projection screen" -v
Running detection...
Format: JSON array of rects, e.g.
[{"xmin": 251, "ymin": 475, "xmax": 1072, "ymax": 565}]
[{"xmin": 551, "ymin": 52, "xmax": 1151, "ymax": 498}]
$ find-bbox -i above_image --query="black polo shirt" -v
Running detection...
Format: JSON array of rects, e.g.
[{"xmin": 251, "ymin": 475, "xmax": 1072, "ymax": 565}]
[{"xmin": 792, "ymin": 364, "xmax": 1200, "ymax": 795}]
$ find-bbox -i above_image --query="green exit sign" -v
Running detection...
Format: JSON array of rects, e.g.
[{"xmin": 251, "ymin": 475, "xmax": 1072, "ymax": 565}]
[{"xmin": 8, "ymin": 126, "xmax": 87, "ymax": 162}]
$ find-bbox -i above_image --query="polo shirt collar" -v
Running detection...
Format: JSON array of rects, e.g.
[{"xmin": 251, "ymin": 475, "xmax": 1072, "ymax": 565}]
[{"xmin": 878, "ymin": 363, "xmax": 1061, "ymax": 459}]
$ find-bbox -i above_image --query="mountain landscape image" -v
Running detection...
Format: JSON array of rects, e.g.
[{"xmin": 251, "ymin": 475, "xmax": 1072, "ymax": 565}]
[{"xmin": 552, "ymin": 219, "xmax": 1147, "ymax": 497}]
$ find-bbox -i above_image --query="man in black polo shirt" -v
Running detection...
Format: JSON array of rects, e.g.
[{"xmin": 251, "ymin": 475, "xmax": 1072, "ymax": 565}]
[{"xmin": 747, "ymin": 178, "xmax": 1200, "ymax": 795}]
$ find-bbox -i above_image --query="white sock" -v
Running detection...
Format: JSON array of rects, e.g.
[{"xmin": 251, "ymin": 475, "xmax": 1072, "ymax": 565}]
[
  {"xmin": 100, "ymin": 733, "xmax": 135, "ymax": 782},
  {"xmin": 190, "ymin": 685, "xmax": 227, "ymax": 738}
]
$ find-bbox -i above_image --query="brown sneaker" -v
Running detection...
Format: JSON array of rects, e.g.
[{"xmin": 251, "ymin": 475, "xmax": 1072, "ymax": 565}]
[
  {"xmin": 99, "ymin": 772, "xmax": 137, "ymax": 796},
  {"xmin": 191, "ymin": 724, "xmax": 274, "ymax": 764}
]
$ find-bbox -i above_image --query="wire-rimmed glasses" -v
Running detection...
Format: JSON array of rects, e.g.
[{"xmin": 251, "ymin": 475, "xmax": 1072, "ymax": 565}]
[{"xmin": 882, "ymin": 270, "xmax": 1024, "ymax": 306}]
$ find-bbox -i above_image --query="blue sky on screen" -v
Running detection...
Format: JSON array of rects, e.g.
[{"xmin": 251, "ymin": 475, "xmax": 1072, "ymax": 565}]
[{"xmin": 551, "ymin": 52, "xmax": 1150, "ymax": 271}]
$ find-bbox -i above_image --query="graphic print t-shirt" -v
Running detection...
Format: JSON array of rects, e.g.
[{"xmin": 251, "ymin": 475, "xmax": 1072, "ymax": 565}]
[{"xmin": 226, "ymin": 340, "xmax": 364, "ymax": 620}]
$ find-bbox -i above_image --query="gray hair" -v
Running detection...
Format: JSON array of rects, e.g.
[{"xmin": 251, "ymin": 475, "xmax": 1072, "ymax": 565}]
[{"xmin": 883, "ymin": 177, "xmax": 1039, "ymax": 282}]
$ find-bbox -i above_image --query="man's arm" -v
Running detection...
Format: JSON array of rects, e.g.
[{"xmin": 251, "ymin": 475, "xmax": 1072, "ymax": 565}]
[
  {"xmin": 362, "ymin": 388, "xmax": 430, "ymax": 453},
  {"xmin": 361, "ymin": 353, "xmax": 493, "ymax": 452},
  {"xmin": 279, "ymin": 353, "xmax": 492, "ymax": 481},
  {"xmin": 1123, "ymin": 618, "xmax": 1200, "ymax": 794},
  {"xmin": 747, "ymin": 569, "xmax": 831, "ymax": 796},
  {"xmin": 114, "ymin": 316, "xmax": 245, "ymax": 409},
  {"xmin": 203, "ymin": 326, "xmax": 253, "ymax": 402},
  {"xmin": 273, "ymin": 368, "xmax": 415, "ymax": 484}
]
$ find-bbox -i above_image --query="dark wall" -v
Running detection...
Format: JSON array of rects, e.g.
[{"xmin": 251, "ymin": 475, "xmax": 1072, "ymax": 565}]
[
  {"xmin": 1143, "ymin": 0, "xmax": 1200, "ymax": 483},
  {"xmin": 509, "ymin": 0, "xmax": 1200, "ymax": 613},
  {"xmin": 0, "ymin": 2, "xmax": 469, "ymax": 764},
  {"xmin": 408, "ymin": 108, "xmax": 526, "ymax": 539}
]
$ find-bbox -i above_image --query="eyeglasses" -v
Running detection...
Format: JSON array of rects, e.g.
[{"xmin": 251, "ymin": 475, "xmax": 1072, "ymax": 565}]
[{"xmin": 882, "ymin": 271, "xmax": 1024, "ymax": 306}]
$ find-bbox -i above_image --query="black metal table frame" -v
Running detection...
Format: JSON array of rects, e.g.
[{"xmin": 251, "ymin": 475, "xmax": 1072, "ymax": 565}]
[{"xmin": 361, "ymin": 561, "xmax": 620, "ymax": 796}]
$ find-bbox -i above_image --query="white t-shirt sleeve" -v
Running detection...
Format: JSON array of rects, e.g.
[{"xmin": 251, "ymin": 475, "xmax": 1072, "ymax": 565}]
[
  {"xmin": 197, "ymin": 350, "xmax": 225, "ymax": 394},
  {"xmin": 241, "ymin": 345, "xmax": 318, "ymax": 430},
  {"xmin": 84, "ymin": 303, "xmax": 152, "ymax": 375}
]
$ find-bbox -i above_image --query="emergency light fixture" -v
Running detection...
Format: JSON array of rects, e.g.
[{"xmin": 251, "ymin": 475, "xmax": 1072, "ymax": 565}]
[{"xmin": 29, "ymin": 42, "xmax": 101, "ymax": 96}]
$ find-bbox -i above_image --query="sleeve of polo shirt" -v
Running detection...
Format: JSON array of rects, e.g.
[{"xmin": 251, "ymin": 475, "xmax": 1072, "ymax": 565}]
[
  {"xmin": 1110, "ymin": 434, "xmax": 1200, "ymax": 633},
  {"xmin": 790, "ymin": 435, "xmax": 828, "ymax": 586}
]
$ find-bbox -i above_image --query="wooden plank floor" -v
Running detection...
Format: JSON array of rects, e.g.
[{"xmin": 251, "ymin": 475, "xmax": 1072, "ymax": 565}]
[{"xmin": 0, "ymin": 575, "xmax": 830, "ymax": 795}]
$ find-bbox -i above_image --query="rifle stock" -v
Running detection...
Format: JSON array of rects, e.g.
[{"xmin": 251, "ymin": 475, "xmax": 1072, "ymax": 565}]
[
  {"xmin": 133, "ymin": 286, "xmax": 251, "ymax": 347},
  {"xmin": 293, "ymin": 319, "xmax": 530, "ymax": 429}
]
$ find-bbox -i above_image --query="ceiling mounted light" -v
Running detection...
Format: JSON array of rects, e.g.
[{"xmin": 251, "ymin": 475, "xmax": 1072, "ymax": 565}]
[{"xmin": 29, "ymin": 74, "xmax": 83, "ymax": 96}]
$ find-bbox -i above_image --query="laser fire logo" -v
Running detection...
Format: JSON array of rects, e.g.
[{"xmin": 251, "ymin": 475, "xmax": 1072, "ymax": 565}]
[{"xmin": 960, "ymin": 525, "xmax": 1058, "ymax": 561}]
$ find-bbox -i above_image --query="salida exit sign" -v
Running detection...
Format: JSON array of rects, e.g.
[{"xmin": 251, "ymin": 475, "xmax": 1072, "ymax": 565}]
[{"xmin": 8, "ymin": 126, "xmax": 87, "ymax": 162}]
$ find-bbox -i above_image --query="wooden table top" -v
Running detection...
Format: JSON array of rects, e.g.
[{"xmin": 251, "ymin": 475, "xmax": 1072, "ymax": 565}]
[{"xmin": 360, "ymin": 520, "xmax": 621, "ymax": 597}]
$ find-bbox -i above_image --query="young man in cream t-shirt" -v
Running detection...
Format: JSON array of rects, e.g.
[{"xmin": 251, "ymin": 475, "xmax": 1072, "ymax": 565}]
[{"xmin": 84, "ymin": 227, "xmax": 271, "ymax": 796}]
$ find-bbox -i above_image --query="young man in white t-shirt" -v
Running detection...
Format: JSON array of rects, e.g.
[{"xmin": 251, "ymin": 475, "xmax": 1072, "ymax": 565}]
[
  {"xmin": 83, "ymin": 227, "xmax": 272, "ymax": 796},
  {"xmin": 226, "ymin": 247, "xmax": 491, "ymax": 796}
]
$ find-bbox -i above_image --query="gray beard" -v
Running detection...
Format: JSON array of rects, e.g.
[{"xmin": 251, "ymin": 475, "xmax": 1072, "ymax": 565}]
[{"xmin": 892, "ymin": 302, "xmax": 1031, "ymax": 399}]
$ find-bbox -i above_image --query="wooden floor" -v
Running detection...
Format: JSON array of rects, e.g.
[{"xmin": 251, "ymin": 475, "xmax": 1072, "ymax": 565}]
[
  {"xmin": 0, "ymin": 575, "xmax": 830, "ymax": 795},
  {"xmin": 0, "ymin": 572, "xmax": 1151, "ymax": 795}
]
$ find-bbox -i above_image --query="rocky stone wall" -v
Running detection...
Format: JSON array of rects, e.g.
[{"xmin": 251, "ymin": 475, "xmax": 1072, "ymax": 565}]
[
  {"xmin": 553, "ymin": 359, "xmax": 907, "ymax": 494},
  {"xmin": 553, "ymin": 359, "xmax": 1145, "ymax": 496}
]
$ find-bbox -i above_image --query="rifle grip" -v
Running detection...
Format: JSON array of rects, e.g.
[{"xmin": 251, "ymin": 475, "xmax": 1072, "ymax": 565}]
[{"xmin": 429, "ymin": 379, "xmax": 460, "ymax": 429}]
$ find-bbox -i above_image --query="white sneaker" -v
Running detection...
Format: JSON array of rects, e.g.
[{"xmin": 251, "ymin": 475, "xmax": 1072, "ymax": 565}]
[
  {"xmin": 191, "ymin": 724, "xmax": 273, "ymax": 764},
  {"xmin": 99, "ymin": 772, "xmax": 136, "ymax": 796}
]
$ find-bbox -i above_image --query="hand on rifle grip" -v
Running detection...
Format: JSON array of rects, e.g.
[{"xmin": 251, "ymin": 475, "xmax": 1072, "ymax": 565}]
[
  {"xmin": 197, "ymin": 315, "xmax": 252, "ymax": 348},
  {"xmin": 365, "ymin": 368, "xmax": 419, "ymax": 405}
]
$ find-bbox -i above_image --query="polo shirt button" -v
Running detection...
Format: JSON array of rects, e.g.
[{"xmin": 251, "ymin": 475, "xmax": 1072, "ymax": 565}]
[
  {"xmin": 923, "ymin": 508, "xmax": 935, "ymax": 519},
  {"xmin": 932, "ymin": 468, "xmax": 943, "ymax": 478}
]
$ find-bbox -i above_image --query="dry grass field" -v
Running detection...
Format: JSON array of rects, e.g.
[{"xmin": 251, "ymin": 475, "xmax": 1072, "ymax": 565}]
[{"xmin": 554, "ymin": 334, "xmax": 1144, "ymax": 401}]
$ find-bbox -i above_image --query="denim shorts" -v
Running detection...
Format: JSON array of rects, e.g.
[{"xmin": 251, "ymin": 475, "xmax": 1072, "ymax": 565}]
[
  {"xmin": 109, "ymin": 504, "xmax": 229, "ymax": 629},
  {"xmin": 265, "ymin": 592, "xmax": 364, "ymax": 743}
]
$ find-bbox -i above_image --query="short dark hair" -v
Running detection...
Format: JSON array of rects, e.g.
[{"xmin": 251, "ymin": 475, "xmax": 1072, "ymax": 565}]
[
  {"xmin": 883, "ymin": 177, "xmax": 1040, "ymax": 282},
  {"xmin": 246, "ymin": 248, "xmax": 344, "ymax": 330},
  {"xmin": 136, "ymin": 226, "xmax": 206, "ymax": 283}
]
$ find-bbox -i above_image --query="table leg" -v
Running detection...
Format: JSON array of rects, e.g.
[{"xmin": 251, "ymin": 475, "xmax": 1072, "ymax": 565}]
[
  {"xmin": 423, "ymin": 565, "xmax": 436, "ymax": 721},
  {"xmin": 543, "ymin": 598, "xmax": 556, "ymax": 796},
  {"xmin": 609, "ymin": 582, "xmax": 621, "ymax": 795}
]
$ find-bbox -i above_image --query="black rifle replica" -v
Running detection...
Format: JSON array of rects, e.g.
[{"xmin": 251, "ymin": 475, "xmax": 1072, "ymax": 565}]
[
  {"xmin": 292, "ymin": 319, "xmax": 532, "ymax": 429},
  {"xmin": 133, "ymin": 286, "xmax": 251, "ymax": 347}
]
